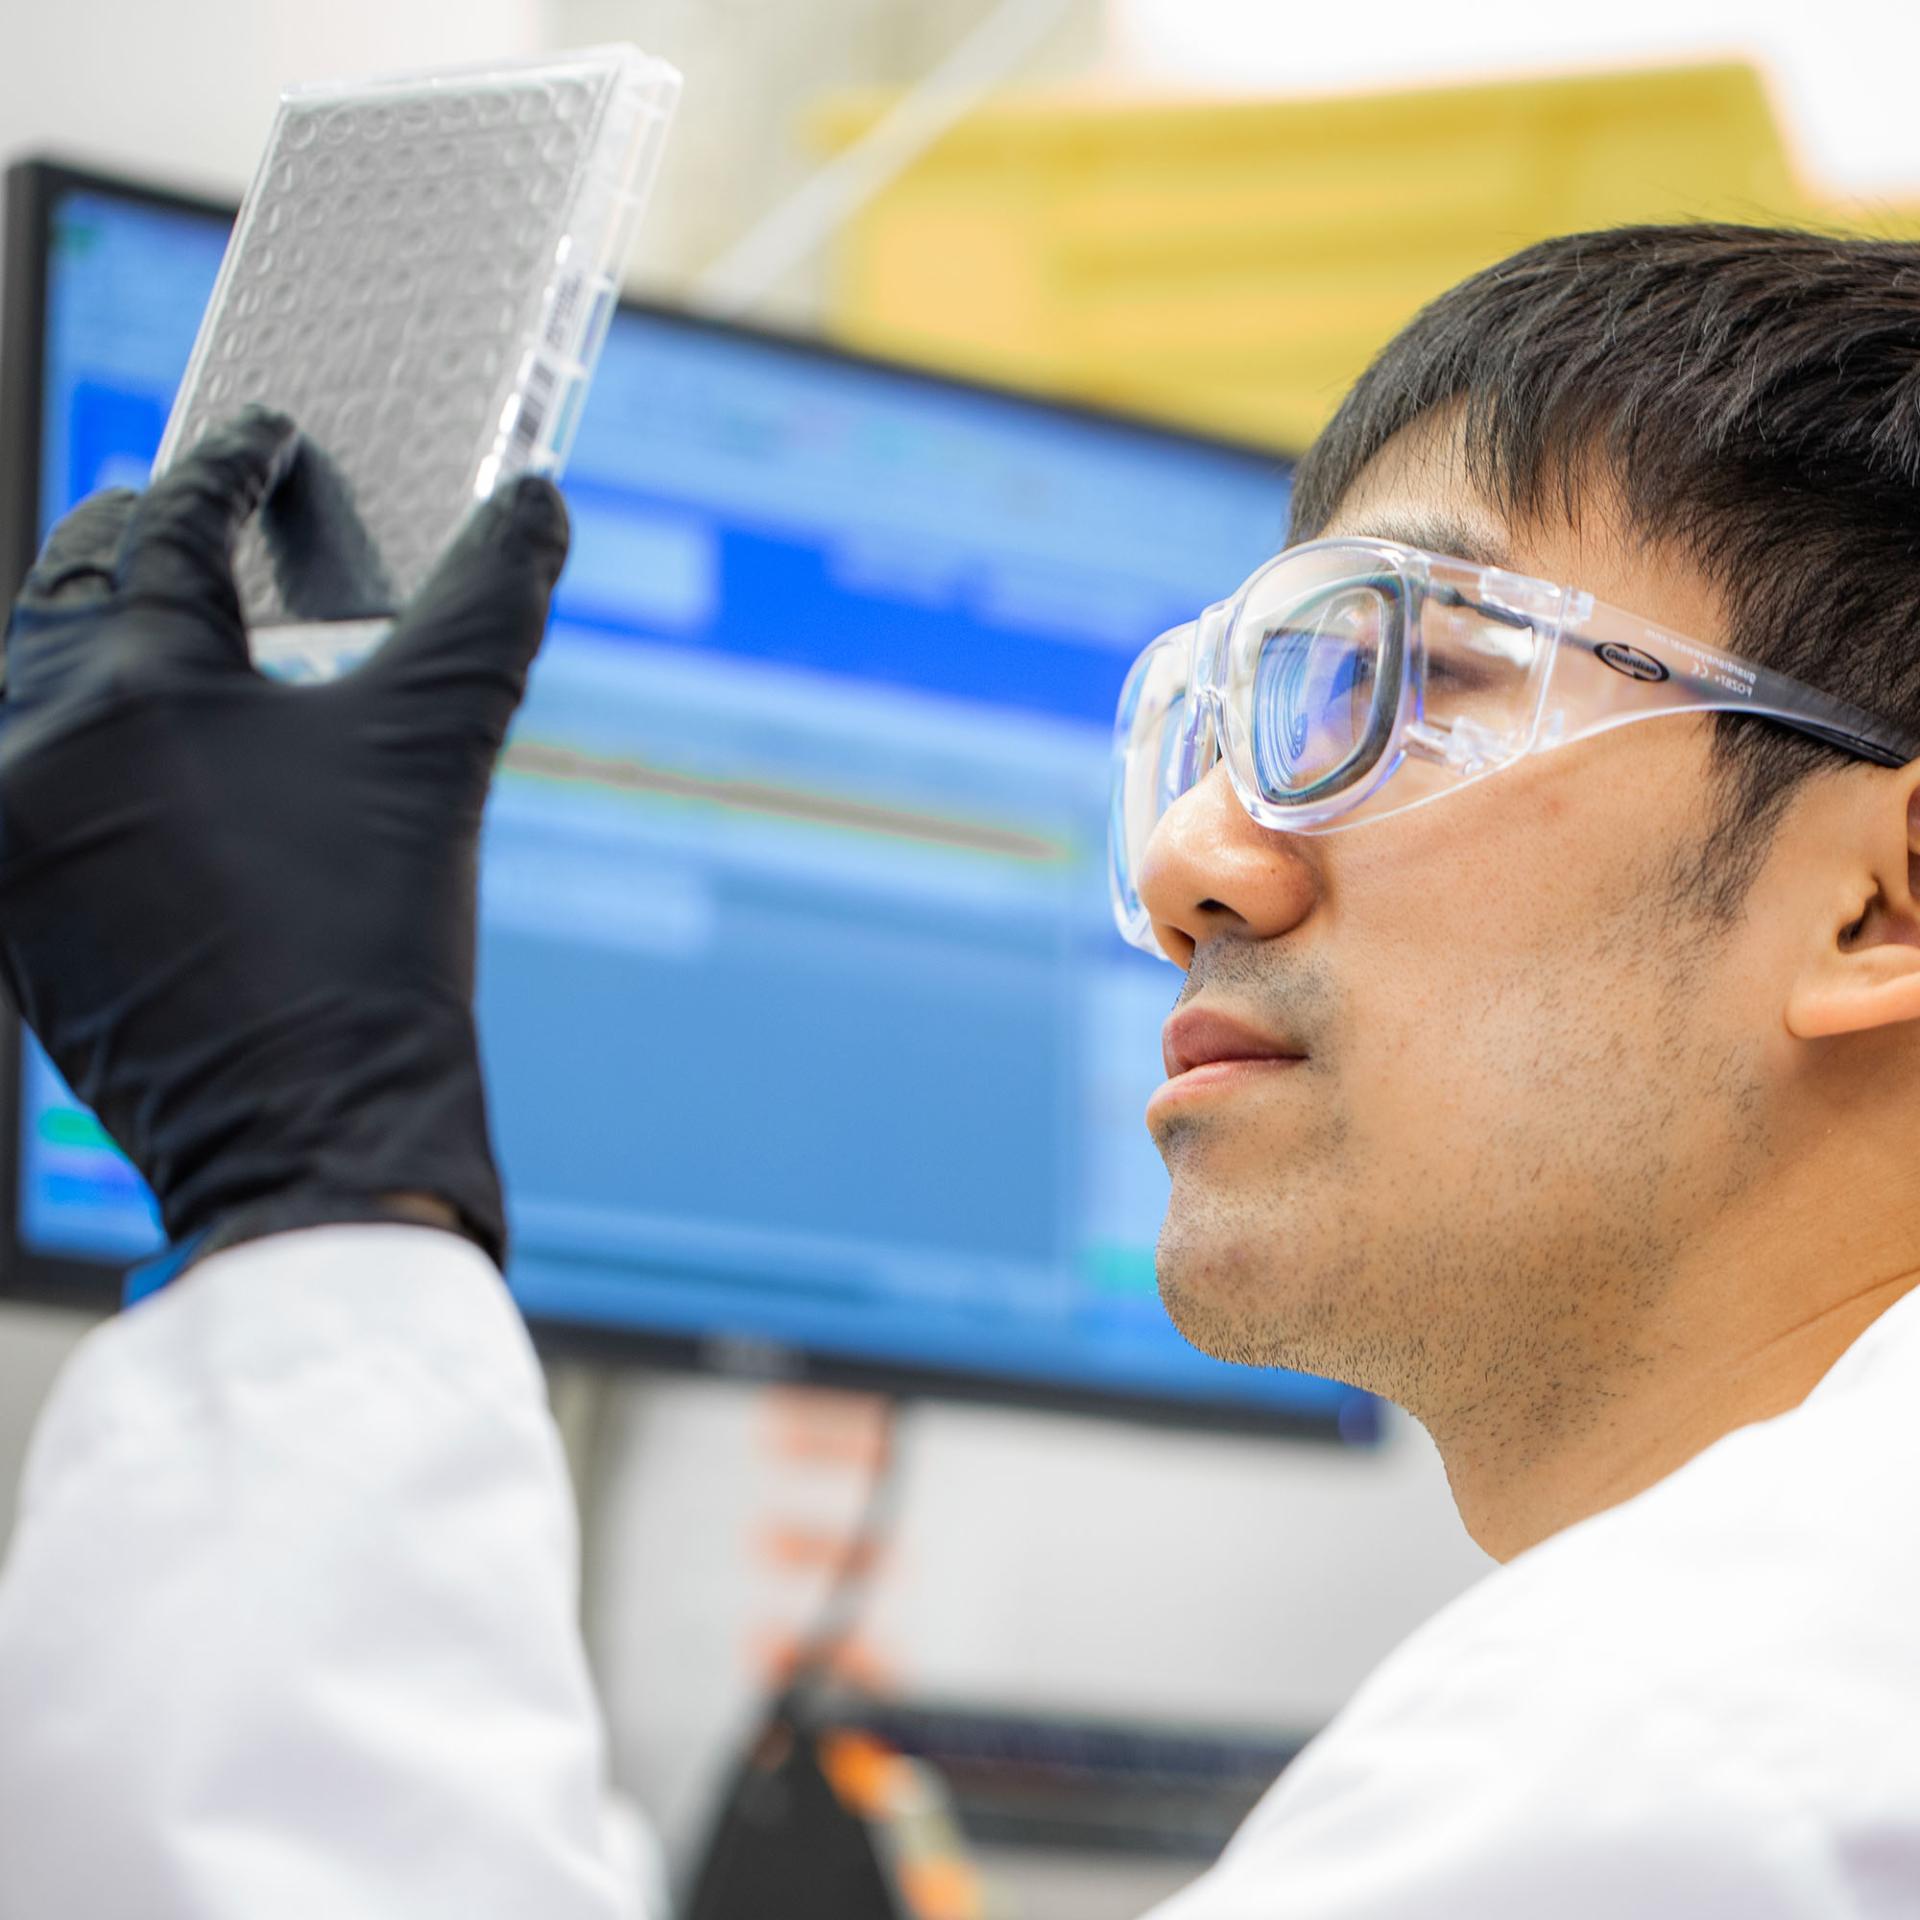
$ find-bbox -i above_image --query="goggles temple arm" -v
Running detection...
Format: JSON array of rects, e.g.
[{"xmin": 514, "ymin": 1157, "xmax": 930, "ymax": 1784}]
[{"xmin": 1547, "ymin": 602, "xmax": 1920, "ymax": 770}]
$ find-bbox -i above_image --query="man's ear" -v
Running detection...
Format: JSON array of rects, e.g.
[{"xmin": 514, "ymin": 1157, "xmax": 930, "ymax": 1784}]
[{"xmin": 1785, "ymin": 770, "xmax": 1920, "ymax": 1040}]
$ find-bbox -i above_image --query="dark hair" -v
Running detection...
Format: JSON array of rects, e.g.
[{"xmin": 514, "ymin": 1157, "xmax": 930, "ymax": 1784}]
[{"xmin": 1290, "ymin": 223, "xmax": 1920, "ymax": 916}]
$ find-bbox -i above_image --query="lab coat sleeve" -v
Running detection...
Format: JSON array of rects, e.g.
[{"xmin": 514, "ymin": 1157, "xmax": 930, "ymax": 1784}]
[{"xmin": 0, "ymin": 1224, "xmax": 650, "ymax": 1920}]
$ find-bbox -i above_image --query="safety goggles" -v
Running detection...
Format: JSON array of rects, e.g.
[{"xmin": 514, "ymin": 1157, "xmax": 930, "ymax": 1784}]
[{"xmin": 1111, "ymin": 537, "xmax": 1920, "ymax": 961}]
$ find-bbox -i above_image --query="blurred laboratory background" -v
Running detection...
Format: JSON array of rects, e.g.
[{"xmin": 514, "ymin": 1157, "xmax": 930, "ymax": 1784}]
[{"xmin": 3, "ymin": 4, "xmax": 1918, "ymax": 1916}]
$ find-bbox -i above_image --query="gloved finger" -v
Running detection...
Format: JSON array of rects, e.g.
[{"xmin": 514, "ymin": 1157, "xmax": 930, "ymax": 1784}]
[
  {"xmin": 16, "ymin": 491, "xmax": 139, "ymax": 610},
  {"xmin": 3, "ymin": 491, "xmax": 144, "ymax": 699},
  {"xmin": 260, "ymin": 438, "xmax": 396, "ymax": 622},
  {"xmin": 114, "ymin": 406, "xmax": 299, "ymax": 660},
  {"xmin": 361, "ymin": 475, "xmax": 569, "ymax": 741}
]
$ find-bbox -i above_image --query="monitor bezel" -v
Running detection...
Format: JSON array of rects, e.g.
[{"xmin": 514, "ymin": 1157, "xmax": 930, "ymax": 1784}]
[{"xmin": 0, "ymin": 155, "xmax": 1373, "ymax": 1445}]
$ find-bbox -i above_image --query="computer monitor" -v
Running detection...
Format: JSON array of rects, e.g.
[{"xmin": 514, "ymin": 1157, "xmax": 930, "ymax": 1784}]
[{"xmin": 0, "ymin": 159, "xmax": 1379, "ymax": 1442}]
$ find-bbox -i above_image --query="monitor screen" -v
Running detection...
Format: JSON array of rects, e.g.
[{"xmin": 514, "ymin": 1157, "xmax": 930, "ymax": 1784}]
[{"xmin": 5, "ymin": 164, "xmax": 1378, "ymax": 1441}]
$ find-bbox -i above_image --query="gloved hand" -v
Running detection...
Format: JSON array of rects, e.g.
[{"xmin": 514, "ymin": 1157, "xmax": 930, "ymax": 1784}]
[{"xmin": 0, "ymin": 407, "xmax": 570, "ymax": 1273}]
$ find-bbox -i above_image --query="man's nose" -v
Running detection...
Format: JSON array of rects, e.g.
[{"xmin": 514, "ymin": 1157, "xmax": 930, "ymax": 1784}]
[{"xmin": 1135, "ymin": 763, "xmax": 1319, "ymax": 969}]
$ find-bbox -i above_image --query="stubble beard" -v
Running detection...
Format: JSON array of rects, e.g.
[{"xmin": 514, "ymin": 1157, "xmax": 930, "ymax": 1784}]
[{"xmin": 1153, "ymin": 1032, "xmax": 1769, "ymax": 1470}]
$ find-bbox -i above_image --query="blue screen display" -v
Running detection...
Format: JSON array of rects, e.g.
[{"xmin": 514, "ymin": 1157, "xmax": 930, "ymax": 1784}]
[{"xmin": 23, "ymin": 183, "xmax": 1377, "ymax": 1438}]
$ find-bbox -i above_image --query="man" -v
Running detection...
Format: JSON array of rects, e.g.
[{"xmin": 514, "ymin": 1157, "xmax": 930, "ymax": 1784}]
[{"xmin": 0, "ymin": 222, "xmax": 1915, "ymax": 1915}]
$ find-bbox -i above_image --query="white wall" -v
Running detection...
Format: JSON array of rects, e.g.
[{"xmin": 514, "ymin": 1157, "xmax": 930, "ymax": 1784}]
[
  {"xmin": 0, "ymin": 1, "xmax": 547, "ymax": 199},
  {"xmin": 0, "ymin": 0, "xmax": 1494, "ymax": 1891},
  {"xmin": 582, "ymin": 1376, "xmax": 1489, "ymax": 1870}
]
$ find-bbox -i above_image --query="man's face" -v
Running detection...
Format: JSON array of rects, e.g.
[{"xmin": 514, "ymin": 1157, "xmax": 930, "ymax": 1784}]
[{"xmin": 1136, "ymin": 413, "xmax": 1796, "ymax": 1454}]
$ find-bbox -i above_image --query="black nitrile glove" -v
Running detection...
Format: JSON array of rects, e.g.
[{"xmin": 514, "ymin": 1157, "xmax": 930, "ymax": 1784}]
[{"xmin": 0, "ymin": 408, "xmax": 570, "ymax": 1271}]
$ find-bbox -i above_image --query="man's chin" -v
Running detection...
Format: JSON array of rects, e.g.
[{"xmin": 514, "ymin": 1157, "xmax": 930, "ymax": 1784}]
[
  {"xmin": 1153, "ymin": 1213, "xmax": 1374, "ymax": 1386},
  {"xmin": 1154, "ymin": 1235, "xmax": 1310, "ymax": 1371},
  {"xmin": 1158, "ymin": 1272, "xmax": 1284, "ymax": 1369}
]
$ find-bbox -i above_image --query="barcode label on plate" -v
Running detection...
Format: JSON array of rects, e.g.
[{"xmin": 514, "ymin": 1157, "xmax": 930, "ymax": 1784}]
[{"xmin": 507, "ymin": 357, "xmax": 561, "ymax": 465}]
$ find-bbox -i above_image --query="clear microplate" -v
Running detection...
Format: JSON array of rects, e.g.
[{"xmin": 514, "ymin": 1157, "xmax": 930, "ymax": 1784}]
[{"xmin": 154, "ymin": 44, "xmax": 682, "ymax": 674}]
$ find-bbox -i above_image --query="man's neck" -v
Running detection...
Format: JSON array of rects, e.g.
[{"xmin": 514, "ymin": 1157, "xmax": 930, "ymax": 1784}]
[{"xmin": 1431, "ymin": 1255, "xmax": 1920, "ymax": 1564}]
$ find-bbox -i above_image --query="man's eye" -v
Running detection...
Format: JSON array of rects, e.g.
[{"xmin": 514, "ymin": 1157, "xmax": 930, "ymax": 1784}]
[{"xmin": 1428, "ymin": 655, "xmax": 1493, "ymax": 693}]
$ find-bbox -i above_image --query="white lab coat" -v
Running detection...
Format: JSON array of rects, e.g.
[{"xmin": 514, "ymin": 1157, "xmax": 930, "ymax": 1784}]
[{"xmin": 1, "ymin": 1224, "xmax": 1917, "ymax": 1917}]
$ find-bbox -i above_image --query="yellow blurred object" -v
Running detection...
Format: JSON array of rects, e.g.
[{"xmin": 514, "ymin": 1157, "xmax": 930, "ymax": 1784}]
[{"xmin": 818, "ymin": 61, "xmax": 1920, "ymax": 453}]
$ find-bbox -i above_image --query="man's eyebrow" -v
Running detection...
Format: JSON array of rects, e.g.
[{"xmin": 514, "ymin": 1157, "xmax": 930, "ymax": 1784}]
[{"xmin": 1323, "ymin": 515, "xmax": 1511, "ymax": 571}]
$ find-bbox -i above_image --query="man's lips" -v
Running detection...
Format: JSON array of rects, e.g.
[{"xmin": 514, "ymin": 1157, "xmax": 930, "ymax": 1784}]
[{"xmin": 1161, "ymin": 1006, "xmax": 1307, "ymax": 1079}]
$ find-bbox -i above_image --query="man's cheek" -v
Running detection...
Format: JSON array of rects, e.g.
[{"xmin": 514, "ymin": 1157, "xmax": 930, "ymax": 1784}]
[{"xmin": 1349, "ymin": 1010, "xmax": 1483, "ymax": 1151}]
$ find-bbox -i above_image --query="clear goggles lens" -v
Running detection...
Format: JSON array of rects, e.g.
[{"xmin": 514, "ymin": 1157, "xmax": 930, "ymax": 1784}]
[
  {"xmin": 1109, "ymin": 552, "xmax": 1403, "ymax": 957},
  {"xmin": 1249, "ymin": 583, "xmax": 1386, "ymax": 793},
  {"xmin": 1110, "ymin": 542, "xmax": 1564, "ymax": 958}
]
